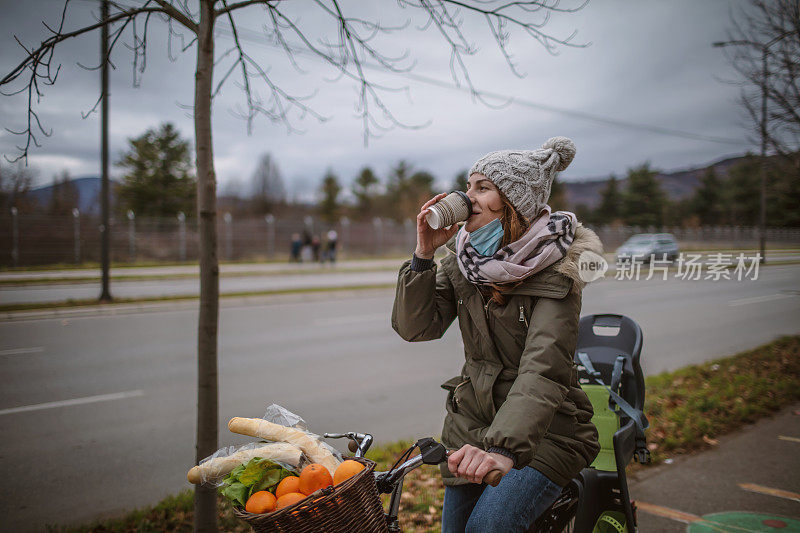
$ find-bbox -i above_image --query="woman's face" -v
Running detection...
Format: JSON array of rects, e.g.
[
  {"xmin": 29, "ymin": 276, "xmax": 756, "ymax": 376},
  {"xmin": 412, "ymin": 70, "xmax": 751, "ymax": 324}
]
[{"xmin": 464, "ymin": 173, "xmax": 503, "ymax": 233}]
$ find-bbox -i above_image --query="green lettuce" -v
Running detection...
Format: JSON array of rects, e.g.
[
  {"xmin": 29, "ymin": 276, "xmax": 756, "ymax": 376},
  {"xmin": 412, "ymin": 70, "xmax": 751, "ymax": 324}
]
[{"xmin": 218, "ymin": 457, "xmax": 297, "ymax": 508}]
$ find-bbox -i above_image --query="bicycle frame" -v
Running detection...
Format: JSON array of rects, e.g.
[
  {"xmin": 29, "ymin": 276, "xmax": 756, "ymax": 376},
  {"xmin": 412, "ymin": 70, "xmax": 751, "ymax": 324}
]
[{"xmin": 323, "ymin": 433, "xmax": 574, "ymax": 533}]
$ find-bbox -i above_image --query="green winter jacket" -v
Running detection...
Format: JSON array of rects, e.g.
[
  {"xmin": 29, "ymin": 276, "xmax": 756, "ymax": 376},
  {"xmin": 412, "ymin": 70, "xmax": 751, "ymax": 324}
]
[{"xmin": 391, "ymin": 225, "xmax": 602, "ymax": 487}]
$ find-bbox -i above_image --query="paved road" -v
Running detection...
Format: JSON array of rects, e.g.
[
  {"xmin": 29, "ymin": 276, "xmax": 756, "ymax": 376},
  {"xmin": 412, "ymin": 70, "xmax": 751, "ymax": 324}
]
[
  {"xmin": 1, "ymin": 265, "xmax": 799, "ymax": 530},
  {"xmin": 0, "ymin": 269, "xmax": 400, "ymax": 304},
  {"xmin": 0, "ymin": 258, "xmax": 406, "ymax": 281}
]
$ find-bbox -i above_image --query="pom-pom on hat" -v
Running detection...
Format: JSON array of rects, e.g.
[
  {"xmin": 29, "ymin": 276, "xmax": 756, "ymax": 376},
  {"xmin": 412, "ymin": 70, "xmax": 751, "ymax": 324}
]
[{"xmin": 468, "ymin": 136, "xmax": 576, "ymax": 220}]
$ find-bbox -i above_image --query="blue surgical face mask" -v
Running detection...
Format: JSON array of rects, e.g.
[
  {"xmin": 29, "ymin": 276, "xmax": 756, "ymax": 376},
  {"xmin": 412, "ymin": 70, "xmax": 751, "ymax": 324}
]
[{"xmin": 469, "ymin": 217, "xmax": 504, "ymax": 256}]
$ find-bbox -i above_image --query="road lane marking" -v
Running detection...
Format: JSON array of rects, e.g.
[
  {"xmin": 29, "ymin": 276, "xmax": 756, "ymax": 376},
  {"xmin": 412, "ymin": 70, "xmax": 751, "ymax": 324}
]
[
  {"xmin": 636, "ymin": 502, "xmax": 773, "ymax": 532},
  {"xmin": 778, "ymin": 435, "xmax": 800, "ymax": 443},
  {"xmin": 313, "ymin": 314, "xmax": 386, "ymax": 326},
  {"xmin": 635, "ymin": 501, "xmax": 703, "ymax": 523},
  {"xmin": 0, "ymin": 390, "xmax": 145, "ymax": 416},
  {"xmin": 728, "ymin": 293, "xmax": 794, "ymax": 306},
  {"xmin": 0, "ymin": 346, "xmax": 43, "ymax": 356},
  {"xmin": 738, "ymin": 483, "xmax": 800, "ymax": 503}
]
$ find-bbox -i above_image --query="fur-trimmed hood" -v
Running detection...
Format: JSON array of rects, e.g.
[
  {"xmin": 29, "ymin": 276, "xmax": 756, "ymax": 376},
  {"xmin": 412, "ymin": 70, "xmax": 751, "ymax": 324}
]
[{"xmin": 553, "ymin": 223, "xmax": 605, "ymax": 293}]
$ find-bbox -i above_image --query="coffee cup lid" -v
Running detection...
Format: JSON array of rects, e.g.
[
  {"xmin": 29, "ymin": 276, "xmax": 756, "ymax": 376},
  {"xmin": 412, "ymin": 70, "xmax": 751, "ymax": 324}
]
[{"xmin": 426, "ymin": 208, "xmax": 443, "ymax": 229}]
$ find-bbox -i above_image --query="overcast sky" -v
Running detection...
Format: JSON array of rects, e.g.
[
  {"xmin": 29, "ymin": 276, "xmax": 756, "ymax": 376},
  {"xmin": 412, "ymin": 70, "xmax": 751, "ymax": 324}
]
[{"xmin": 1, "ymin": 0, "xmax": 755, "ymax": 200}]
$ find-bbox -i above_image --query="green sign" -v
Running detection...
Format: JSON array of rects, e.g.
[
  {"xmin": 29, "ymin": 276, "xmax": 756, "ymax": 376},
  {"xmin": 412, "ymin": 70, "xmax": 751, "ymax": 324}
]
[{"xmin": 688, "ymin": 512, "xmax": 800, "ymax": 532}]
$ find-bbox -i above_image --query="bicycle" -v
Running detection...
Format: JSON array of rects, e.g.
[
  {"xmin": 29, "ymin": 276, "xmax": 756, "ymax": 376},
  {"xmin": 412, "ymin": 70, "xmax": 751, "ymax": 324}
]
[
  {"xmin": 323, "ymin": 431, "xmax": 578, "ymax": 532},
  {"xmin": 324, "ymin": 313, "xmax": 648, "ymax": 533}
]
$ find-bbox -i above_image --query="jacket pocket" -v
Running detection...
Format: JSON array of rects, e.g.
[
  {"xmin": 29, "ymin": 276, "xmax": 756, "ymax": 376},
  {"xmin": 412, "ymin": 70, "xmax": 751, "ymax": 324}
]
[
  {"xmin": 464, "ymin": 358, "xmax": 503, "ymax": 423},
  {"xmin": 441, "ymin": 375, "xmax": 469, "ymax": 414}
]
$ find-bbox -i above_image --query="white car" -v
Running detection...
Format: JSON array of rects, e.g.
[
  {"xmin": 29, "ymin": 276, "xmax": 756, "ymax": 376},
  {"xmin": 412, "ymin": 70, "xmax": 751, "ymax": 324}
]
[{"xmin": 616, "ymin": 233, "xmax": 679, "ymax": 263}]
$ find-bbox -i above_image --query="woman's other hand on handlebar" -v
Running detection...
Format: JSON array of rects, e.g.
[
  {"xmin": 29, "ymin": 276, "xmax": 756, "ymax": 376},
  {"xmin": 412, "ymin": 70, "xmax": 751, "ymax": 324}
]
[
  {"xmin": 447, "ymin": 444, "xmax": 513, "ymax": 485},
  {"xmin": 414, "ymin": 193, "xmax": 460, "ymax": 259}
]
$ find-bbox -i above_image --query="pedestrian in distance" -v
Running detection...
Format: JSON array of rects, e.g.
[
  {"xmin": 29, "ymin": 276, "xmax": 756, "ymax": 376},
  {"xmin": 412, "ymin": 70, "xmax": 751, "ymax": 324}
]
[
  {"xmin": 326, "ymin": 229, "xmax": 338, "ymax": 264},
  {"xmin": 290, "ymin": 233, "xmax": 302, "ymax": 263},
  {"xmin": 392, "ymin": 137, "xmax": 602, "ymax": 533},
  {"xmin": 300, "ymin": 231, "xmax": 313, "ymax": 263},
  {"xmin": 311, "ymin": 235, "xmax": 322, "ymax": 263}
]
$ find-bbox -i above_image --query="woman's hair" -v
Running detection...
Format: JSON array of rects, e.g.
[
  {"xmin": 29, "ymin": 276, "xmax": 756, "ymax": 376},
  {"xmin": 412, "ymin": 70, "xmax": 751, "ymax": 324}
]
[{"xmin": 488, "ymin": 190, "xmax": 530, "ymax": 305}]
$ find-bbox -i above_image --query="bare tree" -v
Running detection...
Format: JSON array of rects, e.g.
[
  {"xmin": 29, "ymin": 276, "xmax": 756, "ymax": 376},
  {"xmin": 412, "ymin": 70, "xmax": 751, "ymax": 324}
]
[
  {"xmin": 250, "ymin": 152, "xmax": 285, "ymax": 214},
  {"xmin": 1, "ymin": 1, "xmax": 585, "ymax": 530},
  {"xmin": 718, "ymin": 0, "xmax": 800, "ymax": 155},
  {"xmin": 0, "ymin": 161, "xmax": 36, "ymax": 211}
]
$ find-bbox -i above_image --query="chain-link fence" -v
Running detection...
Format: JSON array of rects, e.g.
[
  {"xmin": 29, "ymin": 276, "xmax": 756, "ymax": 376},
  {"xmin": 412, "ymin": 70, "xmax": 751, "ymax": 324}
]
[
  {"xmin": 1, "ymin": 210, "xmax": 799, "ymax": 267},
  {"xmin": 0, "ymin": 211, "xmax": 420, "ymax": 266}
]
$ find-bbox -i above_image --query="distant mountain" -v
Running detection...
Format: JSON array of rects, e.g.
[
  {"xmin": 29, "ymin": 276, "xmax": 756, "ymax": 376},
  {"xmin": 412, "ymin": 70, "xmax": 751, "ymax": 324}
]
[
  {"xmin": 564, "ymin": 155, "xmax": 749, "ymax": 209},
  {"xmin": 27, "ymin": 154, "xmax": 754, "ymax": 215},
  {"xmin": 28, "ymin": 176, "xmax": 118, "ymax": 214}
]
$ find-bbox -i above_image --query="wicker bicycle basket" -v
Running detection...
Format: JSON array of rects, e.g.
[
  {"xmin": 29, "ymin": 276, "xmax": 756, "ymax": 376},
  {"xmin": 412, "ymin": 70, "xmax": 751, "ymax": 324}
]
[{"xmin": 233, "ymin": 456, "xmax": 389, "ymax": 533}]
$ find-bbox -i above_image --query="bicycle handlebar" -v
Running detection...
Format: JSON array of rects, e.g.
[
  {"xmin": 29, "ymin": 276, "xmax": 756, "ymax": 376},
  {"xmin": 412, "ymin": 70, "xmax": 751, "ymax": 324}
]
[
  {"xmin": 324, "ymin": 432, "xmax": 505, "ymax": 487},
  {"xmin": 483, "ymin": 469, "xmax": 504, "ymax": 487}
]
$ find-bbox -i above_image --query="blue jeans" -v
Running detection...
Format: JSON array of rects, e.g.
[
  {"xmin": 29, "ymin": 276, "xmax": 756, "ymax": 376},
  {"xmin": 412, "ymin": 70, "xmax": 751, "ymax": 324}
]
[{"xmin": 441, "ymin": 466, "xmax": 563, "ymax": 533}]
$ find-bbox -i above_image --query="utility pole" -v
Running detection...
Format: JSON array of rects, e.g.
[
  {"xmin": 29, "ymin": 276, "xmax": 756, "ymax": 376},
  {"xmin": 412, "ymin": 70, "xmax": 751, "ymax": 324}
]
[
  {"xmin": 714, "ymin": 30, "xmax": 798, "ymax": 265},
  {"xmin": 99, "ymin": 0, "xmax": 112, "ymax": 300}
]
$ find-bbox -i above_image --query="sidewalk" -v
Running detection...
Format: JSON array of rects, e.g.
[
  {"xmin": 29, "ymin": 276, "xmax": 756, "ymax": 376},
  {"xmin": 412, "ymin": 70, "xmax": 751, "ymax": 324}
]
[
  {"xmin": 3, "ymin": 249, "xmax": 799, "ymax": 283},
  {"xmin": 630, "ymin": 403, "xmax": 800, "ymax": 531}
]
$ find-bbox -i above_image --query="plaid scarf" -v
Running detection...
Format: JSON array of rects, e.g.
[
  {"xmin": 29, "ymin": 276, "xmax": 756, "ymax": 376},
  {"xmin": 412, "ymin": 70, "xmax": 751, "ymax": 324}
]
[{"xmin": 456, "ymin": 207, "xmax": 577, "ymax": 285}]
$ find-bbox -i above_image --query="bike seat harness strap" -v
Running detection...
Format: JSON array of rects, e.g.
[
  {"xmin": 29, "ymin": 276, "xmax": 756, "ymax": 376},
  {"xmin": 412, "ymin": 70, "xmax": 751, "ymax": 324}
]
[{"xmin": 576, "ymin": 352, "xmax": 649, "ymax": 446}]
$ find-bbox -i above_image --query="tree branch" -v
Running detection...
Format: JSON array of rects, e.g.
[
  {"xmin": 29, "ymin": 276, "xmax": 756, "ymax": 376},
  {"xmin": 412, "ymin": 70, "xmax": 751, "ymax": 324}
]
[{"xmin": 152, "ymin": 0, "xmax": 199, "ymax": 33}]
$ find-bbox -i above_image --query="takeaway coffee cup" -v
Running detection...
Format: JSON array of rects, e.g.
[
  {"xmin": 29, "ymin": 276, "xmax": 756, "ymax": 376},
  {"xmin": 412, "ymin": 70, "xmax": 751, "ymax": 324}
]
[{"xmin": 425, "ymin": 191, "xmax": 473, "ymax": 229}]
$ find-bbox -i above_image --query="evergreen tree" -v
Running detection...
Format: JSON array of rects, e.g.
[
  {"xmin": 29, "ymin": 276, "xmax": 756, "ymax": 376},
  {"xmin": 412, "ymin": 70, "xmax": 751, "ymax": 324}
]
[
  {"xmin": 352, "ymin": 166, "xmax": 379, "ymax": 219},
  {"xmin": 691, "ymin": 167, "xmax": 723, "ymax": 225},
  {"xmin": 769, "ymin": 154, "xmax": 800, "ymax": 227},
  {"xmin": 622, "ymin": 163, "xmax": 665, "ymax": 227},
  {"xmin": 385, "ymin": 160, "xmax": 415, "ymax": 222},
  {"xmin": 573, "ymin": 203, "xmax": 596, "ymax": 225},
  {"xmin": 596, "ymin": 175, "xmax": 622, "ymax": 224},
  {"xmin": 250, "ymin": 153, "xmax": 286, "ymax": 214},
  {"xmin": 451, "ymin": 169, "xmax": 468, "ymax": 192},
  {"xmin": 0, "ymin": 161, "xmax": 34, "ymax": 212},
  {"xmin": 725, "ymin": 156, "xmax": 760, "ymax": 226},
  {"xmin": 548, "ymin": 176, "xmax": 567, "ymax": 211},
  {"xmin": 318, "ymin": 170, "xmax": 342, "ymax": 224},
  {"xmin": 116, "ymin": 122, "xmax": 196, "ymax": 218}
]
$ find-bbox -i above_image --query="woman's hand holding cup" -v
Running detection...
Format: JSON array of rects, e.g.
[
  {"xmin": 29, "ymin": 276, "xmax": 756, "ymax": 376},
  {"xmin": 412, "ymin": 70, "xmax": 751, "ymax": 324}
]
[{"xmin": 415, "ymin": 193, "xmax": 460, "ymax": 259}]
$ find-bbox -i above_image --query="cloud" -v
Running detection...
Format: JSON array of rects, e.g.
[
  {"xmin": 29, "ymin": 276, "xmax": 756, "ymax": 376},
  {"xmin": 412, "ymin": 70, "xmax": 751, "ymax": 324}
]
[{"xmin": 1, "ymin": 0, "xmax": 754, "ymax": 193}]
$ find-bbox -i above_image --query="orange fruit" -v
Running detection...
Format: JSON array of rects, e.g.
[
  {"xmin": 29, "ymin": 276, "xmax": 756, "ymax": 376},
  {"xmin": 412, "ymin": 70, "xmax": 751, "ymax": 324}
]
[
  {"xmin": 275, "ymin": 475, "xmax": 301, "ymax": 499},
  {"xmin": 275, "ymin": 491, "xmax": 307, "ymax": 510},
  {"xmin": 298, "ymin": 463, "xmax": 333, "ymax": 495},
  {"xmin": 245, "ymin": 491, "xmax": 277, "ymax": 514},
  {"xmin": 334, "ymin": 460, "xmax": 365, "ymax": 485}
]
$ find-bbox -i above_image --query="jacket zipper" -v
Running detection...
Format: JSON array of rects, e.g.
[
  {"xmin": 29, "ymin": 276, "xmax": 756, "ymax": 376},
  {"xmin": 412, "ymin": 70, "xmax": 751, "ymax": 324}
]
[
  {"xmin": 519, "ymin": 305, "xmax": 529, "ymax": 327},
  {"xmin": 478, "ymin": 290, "xmax": 490, "ymax": 318}
]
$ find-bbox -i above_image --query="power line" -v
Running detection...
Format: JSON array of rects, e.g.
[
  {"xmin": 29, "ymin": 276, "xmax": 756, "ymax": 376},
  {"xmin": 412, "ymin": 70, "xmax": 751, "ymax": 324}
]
[
  {"xmin": 216, "ymin": 24, "xmax": 748, "ymax": 146},
  {"xmin": 64, "ymin": 1, "xmax": 749, "ymax": 146}
]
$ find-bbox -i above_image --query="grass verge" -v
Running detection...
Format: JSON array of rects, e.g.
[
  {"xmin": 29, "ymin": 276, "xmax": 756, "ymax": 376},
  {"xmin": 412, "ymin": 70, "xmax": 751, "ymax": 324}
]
[{"xmin": 51, "ymin": 335, "xmax": 800, "ymax": 533}]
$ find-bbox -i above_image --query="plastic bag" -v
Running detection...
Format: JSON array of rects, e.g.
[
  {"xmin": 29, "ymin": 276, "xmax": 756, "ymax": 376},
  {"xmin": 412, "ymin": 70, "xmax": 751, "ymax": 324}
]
[
  {"xmin": 191, "ymin": 441, "xmax": 304, "ymax": 486},
  {"xmin": 257, "ymin": 404, "xmax": 343, "ymax": 465},
  {"xmin": 263, "ymin": 403, "xmax": 307, "ymax": 429},
  {"xmin": 190, "ymin": 405, "xmax": 342, "ymax": 487}
]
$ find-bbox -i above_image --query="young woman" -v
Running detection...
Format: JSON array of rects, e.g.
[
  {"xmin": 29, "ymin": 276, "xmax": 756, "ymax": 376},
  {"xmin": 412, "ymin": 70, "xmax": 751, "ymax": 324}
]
[{"xmin": 392, "ymin": 137, "xmax": 602, "ymax": 532}]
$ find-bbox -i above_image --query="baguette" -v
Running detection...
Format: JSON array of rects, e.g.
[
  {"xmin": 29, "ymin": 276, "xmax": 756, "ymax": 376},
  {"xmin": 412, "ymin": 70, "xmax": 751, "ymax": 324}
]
[
  {"xmin": 228, "ymin": 417, "xmax": 340, "ymax": 476},
  {"xmin": 187, "ymin": 442, "xmax": 302, "ymax": 485}
]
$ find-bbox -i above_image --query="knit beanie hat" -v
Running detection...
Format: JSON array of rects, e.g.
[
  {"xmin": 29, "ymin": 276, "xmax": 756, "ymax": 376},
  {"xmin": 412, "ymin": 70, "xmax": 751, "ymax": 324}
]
[{"xmin": 468, "ymin": 136, "xmax": 576, "ymax": 220}]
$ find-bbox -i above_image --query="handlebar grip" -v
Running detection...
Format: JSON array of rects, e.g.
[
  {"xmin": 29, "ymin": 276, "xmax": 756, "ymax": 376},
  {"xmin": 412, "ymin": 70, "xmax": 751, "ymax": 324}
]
[{"xmin": 483, "ymin": 469, "xmax": 504, "ymax": 487}]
